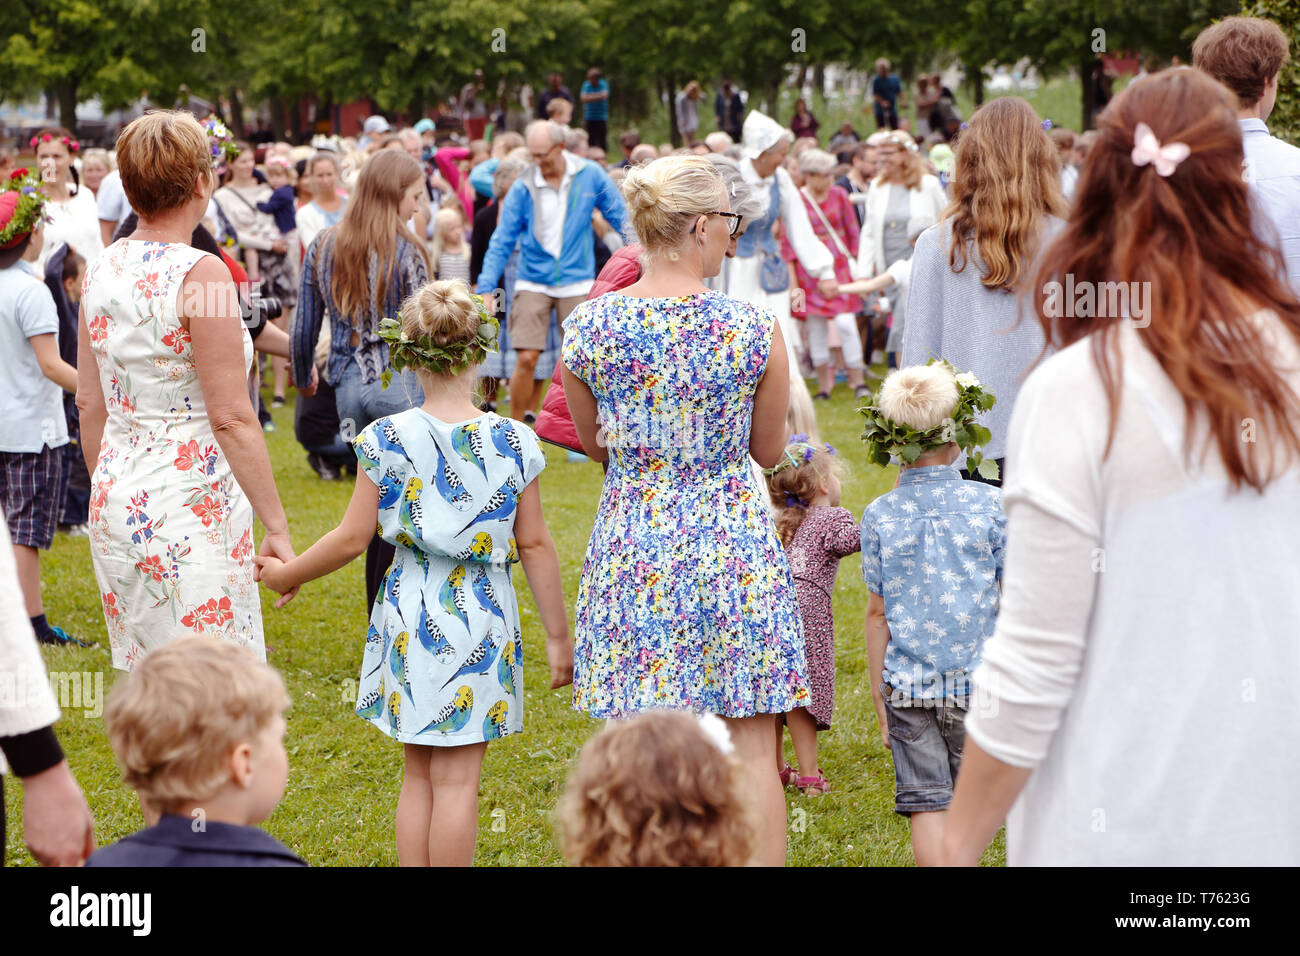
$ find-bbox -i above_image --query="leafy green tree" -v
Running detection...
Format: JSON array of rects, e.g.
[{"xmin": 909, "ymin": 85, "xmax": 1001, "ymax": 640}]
[{"xmin": 1243, "ymin": 0, "xmax": 1300, "ymax": 143}]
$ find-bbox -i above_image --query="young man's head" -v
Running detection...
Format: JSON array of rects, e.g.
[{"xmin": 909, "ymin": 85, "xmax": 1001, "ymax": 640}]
[
  {"xmin": 104, "ymin": 637, "xmax": 290, "ymax": 824},
  {"xmin": 61, "ymin": 247, "xmax": 85, "ymax": 305},
  {"xmin": 877, "ymin": 364, "xmax": 961, "ymax": 467},
  {"xmin": 1192, "ymin": 15, "xmax": 1290, "ymax": 120}
]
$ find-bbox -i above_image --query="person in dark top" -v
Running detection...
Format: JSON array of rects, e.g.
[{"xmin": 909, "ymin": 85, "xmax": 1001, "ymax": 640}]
[
  {"xmin": 871, "ymin": 58, "xmax": 903, "ymax": 130},
  {"xmin": 716, "ymin": 82, "xmax": 745, "ymax": 141},
  {"xmin": 86, "ymin": 637, "xmax": 306, "ymax": 867},
  {"xmin": 536, "ymin": 72, "xmax": 574, "ymax": 120},
  {"xmin": 41, "ymin": 243, "xmax": 91, "ymax": 530}
]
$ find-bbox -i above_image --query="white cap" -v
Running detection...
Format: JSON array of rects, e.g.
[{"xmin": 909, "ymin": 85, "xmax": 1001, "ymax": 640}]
[
  {"xmin": 742, "ymin": 110, "xmax": 790, "ymax": 159},
  {"xmin": 362, "ymin": 115, "xmax": 391, "ymax": 136}
]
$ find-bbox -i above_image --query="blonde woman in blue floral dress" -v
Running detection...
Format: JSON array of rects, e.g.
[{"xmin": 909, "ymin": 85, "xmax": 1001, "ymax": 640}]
[{"xmin": 561, "ymin": 156, "xmax": 809, "ymax": 866}]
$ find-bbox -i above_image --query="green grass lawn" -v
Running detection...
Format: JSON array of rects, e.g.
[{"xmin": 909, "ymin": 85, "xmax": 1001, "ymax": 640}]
[{"xmin": 4, "ymin": 376, "xmax": 1005, "ymax": 867}]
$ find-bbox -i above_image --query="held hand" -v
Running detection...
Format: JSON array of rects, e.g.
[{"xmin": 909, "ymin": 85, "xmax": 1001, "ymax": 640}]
[
  {"xmin": 817, "ymin": 276, "xmax": 839, "ymax": 298},
  {"xmin": 479, "ymin": 292, "xmax": 497, "ymax": 315},
  {"xmin": 23, "ymin": 761, "xmax": 96, "ymax": 866},
  {"xmin": 271, "ymin": 240, "xmax": 288, "ymax": 254},
  {"xmin": 547, "ymin": 633, "xmax": 574, "ymax": 690},
  {"xmin": 256, "ymin": 532, "xmax": 299, "ymax": 608},
  {"xmin": 298, "ymin": 364, "xmax": 319, "ymax": 399}
]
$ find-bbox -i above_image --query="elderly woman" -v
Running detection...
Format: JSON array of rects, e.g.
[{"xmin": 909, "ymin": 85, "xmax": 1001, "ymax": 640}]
[
  {"xmin": 724, "ymin": 110, "xmax": 837, "ymax": 370},
  {"xmin": 76, "ymin": 111, "xmax": 294, "ymax": 670},
  {"xmin": 782, "ymin": 148, "xmax": 868, "ymax": 398},
  {"xmin": 857, "ymin": 130, "xmax": 948, "ymax": 361}
]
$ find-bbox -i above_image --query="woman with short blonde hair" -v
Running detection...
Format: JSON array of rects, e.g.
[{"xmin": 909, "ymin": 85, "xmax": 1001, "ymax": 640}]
[
  {"xmin": 77, "ymin": 110, "xmax": 294, "ymax": 670},
  {"xmin": 562, "ymin": 155, "xmax": 808, "ymax": 867}
]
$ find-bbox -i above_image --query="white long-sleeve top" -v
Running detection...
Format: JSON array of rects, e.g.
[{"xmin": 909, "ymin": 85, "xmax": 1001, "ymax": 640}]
[
  {"xmin": 856, "ymin": 173, "xmax": 947, "ymax": 278},
  {"xmin": 0, "ymin": 517, "xmax": 60, "ymax": 775},
  {"xmin": 966, "ymin": 314, "xmax": 1300, "ymax": 866},
  {"xmin": 738, "ymin": 159, "xmax": 834, "ymax": 281}
]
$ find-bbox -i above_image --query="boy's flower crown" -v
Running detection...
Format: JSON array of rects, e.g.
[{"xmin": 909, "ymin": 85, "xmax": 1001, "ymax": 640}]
[
  {"xmin": 761, "ymin": 433, "xmax": 837, "ymax": 477},
  {"xmin": 859, "ymin": 359, "xmax": 999, "ymax": 480},
  {"xmin": 203, "ymin": 115, "xmax": 240, "ymax": 168},
  {"xmin": 377, "ymin": 293, "xmax": 499, "ymax": 386},
  {"xmin": 0, "ymin": 168, "xmax": 49, "ymax": 249}
]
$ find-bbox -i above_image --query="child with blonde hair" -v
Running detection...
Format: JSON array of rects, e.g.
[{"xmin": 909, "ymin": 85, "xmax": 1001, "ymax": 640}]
[
  {"xmin": 87, "ymin": 637, "xmax": 304, "ymax": 866},
  {"xmin": 258, "ymin": 279, "xmax": 573, "ymax": 866},
  {"xmin": 559, "ymin": 711, "xmax": 756, "ymax": 866},
  {"xmin": 431, "ymin": 206, "xmax": 470, "ymax": 283},
  {"xmin": 859, "ymin": 361, "xmax": 1005, "ymax": 865},
  {"xmin": 763, "ymin": 436, "xmax": 860, "ymax": 795}
]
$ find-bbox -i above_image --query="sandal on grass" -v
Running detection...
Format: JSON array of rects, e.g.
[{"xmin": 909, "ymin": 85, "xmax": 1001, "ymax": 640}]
[
  {"xmin": 796, "ymin": 770, "xmax": 831, "ymax": 796},
  {"xmin": 778, "ymin": 762, "xmax": 798, "ymax": 788},
  {"xmin": 813, "ymin": 391, "xmax": 831, "ymax": 401}
]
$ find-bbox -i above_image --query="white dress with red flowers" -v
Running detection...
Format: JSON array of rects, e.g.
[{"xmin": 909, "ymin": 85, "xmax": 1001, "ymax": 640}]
[{"xmin": 81, "ymin": 239, "xmax": 262, "ymax": 671}]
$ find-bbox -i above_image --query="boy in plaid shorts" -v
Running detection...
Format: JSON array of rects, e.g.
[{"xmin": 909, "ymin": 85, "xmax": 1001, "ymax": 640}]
[{"xmin": 0, "ymin": 171, "xmax": 85, "ymax": 646}]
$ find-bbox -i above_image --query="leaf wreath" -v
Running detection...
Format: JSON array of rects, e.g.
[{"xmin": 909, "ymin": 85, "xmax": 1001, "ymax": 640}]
[
  {"xmin": 377, "ymin": 294, "xmax": 499, "ymax": 388},
  {"xmin": 858, "ymin": 359, "xmax": 1000, "ymax": 480},
  {"xmin": 0, "ymin": 168, "xmax": 49, "ymax": 249}
]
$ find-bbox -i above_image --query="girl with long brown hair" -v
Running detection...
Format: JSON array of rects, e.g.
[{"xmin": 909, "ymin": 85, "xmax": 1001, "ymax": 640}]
[
  {"xmin": 291, "ymin": 148, "xmax": 431, "ymax": 609},
  {"xmin": 941, "ymin": 67, "xmax": 1300, "ymax": 866},
  {"xmin": 901, "ymin": 97, "xmax": 1067, "ymax": 485}
]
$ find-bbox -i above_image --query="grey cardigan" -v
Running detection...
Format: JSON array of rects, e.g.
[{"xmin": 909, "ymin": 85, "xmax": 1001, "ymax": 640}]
[{"xmin": 902, "ymin": 216, "xmax": 1064, "ymax": 462}]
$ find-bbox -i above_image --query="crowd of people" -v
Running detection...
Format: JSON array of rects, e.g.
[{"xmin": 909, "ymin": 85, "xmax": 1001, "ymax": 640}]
[{"xmin": 2, "ymin": 14, "xmax": 1300, "ymax": 869}]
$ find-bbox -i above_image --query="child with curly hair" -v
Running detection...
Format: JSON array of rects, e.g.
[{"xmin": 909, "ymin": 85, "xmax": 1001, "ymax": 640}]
[
  {"xmin": 763, "ymin": 436, "xmax": 860, "ymax": 795},
  {"xmin": 559, "ymin": 710, "xmax": 756, "ymax": 866}
]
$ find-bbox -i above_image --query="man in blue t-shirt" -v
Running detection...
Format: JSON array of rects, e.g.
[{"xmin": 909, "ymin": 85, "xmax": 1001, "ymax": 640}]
[
  {"xmin": 871, "ymin": 58, "xmax": 903, "ymax": 130},
  {"xmin": 580, "ymin": 67, "xmax": 610, "ymax": 152}
]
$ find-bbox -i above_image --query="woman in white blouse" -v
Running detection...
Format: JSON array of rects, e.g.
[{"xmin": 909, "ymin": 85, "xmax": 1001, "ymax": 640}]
[
  {"xmin": 941, "ymin": 68, "xmax": 1300, "ymax": 867},
  {"xmin": 32, "ymin": 127, "xmax": 103, "ymax": 276}
]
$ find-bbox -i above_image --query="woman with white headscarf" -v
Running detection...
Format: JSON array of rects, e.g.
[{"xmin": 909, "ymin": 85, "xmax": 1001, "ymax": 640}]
[{"xmin": 721, "ymin": 111, "xmax": 838, "ymax": 368}]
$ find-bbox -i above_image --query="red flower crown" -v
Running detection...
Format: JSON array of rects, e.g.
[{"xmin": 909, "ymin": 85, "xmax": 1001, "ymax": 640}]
[{"xmin": 29, "ymin": 133, "xmax": 80, "ymax": 152}]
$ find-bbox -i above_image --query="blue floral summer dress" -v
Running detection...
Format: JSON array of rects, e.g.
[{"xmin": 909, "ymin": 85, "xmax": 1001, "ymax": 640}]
[
  {"xmin": 353, "ymin": 408, "xmax": 546, "ymax": 745},
  {"xmin": 562, "ymin": 290, "xmax": 810, "ymax": 718}
]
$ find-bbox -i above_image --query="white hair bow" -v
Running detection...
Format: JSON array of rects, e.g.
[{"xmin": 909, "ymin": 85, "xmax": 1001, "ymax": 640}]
[{"xmin": 1130, "ymin": 122, "xmax": 1189, "ymax": 177}]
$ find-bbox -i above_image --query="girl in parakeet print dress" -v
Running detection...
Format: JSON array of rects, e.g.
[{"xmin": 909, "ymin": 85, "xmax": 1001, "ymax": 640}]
[{"xmin": 257, "ymin": 279, "xmax": 572, "ymax": 867}]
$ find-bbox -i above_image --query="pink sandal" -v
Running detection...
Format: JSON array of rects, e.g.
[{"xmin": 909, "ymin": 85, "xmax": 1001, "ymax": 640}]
[
  {"xmin": 795, "ymin": 770, "xmax": 831, "ymax": 796},
  {"xmin": 778, "ymin": 762, "xmax": 798, "ymax": 788}
]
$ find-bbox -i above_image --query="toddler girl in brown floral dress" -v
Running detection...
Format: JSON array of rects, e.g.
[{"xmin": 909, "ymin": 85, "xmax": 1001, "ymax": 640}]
[{"xmin": 763, "ymin": 436, "xmax": 860, "ymax": 795}]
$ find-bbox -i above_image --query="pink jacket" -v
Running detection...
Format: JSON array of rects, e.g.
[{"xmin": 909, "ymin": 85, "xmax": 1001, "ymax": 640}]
[{"xmin": 534, "ymin": 244, "xmax": 643, "ymax": 452}]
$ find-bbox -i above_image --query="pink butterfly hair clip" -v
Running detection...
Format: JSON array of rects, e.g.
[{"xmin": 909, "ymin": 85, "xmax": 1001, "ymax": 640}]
[{"xmin": 1131, "ymin": 122, "xmax": 1190, "ymax": 177}]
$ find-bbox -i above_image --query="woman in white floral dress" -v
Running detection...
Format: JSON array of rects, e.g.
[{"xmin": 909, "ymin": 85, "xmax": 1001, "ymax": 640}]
[{"xmin": 76, "ymin": 111, "xmax": 295, "ymax": 671}]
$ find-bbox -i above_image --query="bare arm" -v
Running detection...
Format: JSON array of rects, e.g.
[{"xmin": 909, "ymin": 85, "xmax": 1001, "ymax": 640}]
[
  {"xmin": 939, "ymin": 742, "xmax": 1032, "ymax": 866},
  {"xmin": 99, "ymin": 219, "xmax": 117, "ymax": 248},
  {"xmin": 29, "ymin": 333, "xmax": 77, "ymax": 393},
  {"xmin": 866, "ymin": 591, "xmax": 892, "ymax": 750},
  {"xmin": 838, "ymin": 272, "xmax": 896, "ymax": 297},
  {"xmin": 255, "ymin": 470, "xmax": 377, "ymax": 607},
  {"xmin": 252, "ymin": 320, "xmax": 292, "ymax": 359},
  {"xmin": 514, "ymin": 479, "xmax": 572, "ymax": 689},
  {"xmin": 749, "ymin": 320, "xmax": 791, "ymax": 468},
  {"xmin": 75, "ymin": 303, "xmax": 107, "ymax": 476},
  {"xmin": 560, "ymin": 363, "xmax": 608, "ymax": 463},
  {"xmin": 184, "ymin": 256, "xmax": 292, "ymax": 550}
]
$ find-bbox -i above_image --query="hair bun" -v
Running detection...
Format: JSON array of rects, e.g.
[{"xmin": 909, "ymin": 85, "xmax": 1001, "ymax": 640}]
[{"xmin": 621, "ymin": 168, "xmax": 662, "ymax": 214}]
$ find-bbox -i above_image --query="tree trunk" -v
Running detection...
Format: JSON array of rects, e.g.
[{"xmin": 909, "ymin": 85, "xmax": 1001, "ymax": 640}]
[
  {"xmin": 268, "ymin": 95, "xmax": 287, "ymax": 142},
  {"xmin": 813, "ymin": 64, "xmax": 826, "ymax": 101},
  {"xmin": 1082, "ymin": 57, "xmax": 1096, "ymax": 130},
  {"xmin": 56, "ymin": 79, "xmax": 79, "ymax": 134},
  {"xmin": 972, "ymin": 68, "xmax": 984, "ymax": 108},
  {"xmin": 763, "ymin": 62, "xmax": 782, "ymax": 118},
  {"xmin": 666, "ymin": 76, "xmax": 680, "ymax": 147},
  {"xmin": 228, "ymin": 89, "xmax": 246, "ymax": 139}
]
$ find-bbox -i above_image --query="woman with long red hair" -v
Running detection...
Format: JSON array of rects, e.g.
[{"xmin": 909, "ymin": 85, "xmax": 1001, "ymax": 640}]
[{"xmin": 941, "ymin": 68, "xmax": 1300, "ymax": 865}]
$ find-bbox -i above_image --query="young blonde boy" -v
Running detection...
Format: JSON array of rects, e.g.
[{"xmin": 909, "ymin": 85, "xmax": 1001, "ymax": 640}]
[
  {"xmin": 87, "ymin": 637, "xmax": 304, "ymax": 866},
  {"xmin": 860, "ymin": 364, "xmax": 1006, "ymax": 866}
]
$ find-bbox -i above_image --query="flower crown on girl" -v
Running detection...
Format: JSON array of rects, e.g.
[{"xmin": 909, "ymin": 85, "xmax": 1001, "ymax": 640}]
[
  {"xmin": 763, "ymin": 434, "xmax": 838, "ymax": 509},
  {"xmin": 376, "ymin": 293, "xmax": 499, "ymax": 386},
  {"xmin": 0, "ymin": 168, "xmax": 49, "ymax": 249},
  {"xmin": 859, "ymin": 359, "xmax": 999, "ymax": 480},
  {"xmin": 29, "ymin": 133, "xmax": 79, "ymax": 152}
]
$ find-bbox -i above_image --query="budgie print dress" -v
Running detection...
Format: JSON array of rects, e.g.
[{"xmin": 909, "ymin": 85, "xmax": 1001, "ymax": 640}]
[
  {"xmin": 353, "ymin": 409, "xmax": 546, "ymax": 745},
  {"xmin": 562, "ymin": 290, "xmax": 811, "ymax": 718}
]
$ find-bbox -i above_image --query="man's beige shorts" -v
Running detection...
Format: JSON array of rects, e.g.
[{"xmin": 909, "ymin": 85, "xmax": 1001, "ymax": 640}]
[{"xmin": 510, "ymin": 291, "xmax": 585, "ymax": 352}]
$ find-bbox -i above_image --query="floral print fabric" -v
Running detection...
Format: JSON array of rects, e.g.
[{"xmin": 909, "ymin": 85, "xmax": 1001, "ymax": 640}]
[
  {"xmin": 81, "ymin": 240, "xmax": 262, "ymax": 671},
  {"xmin": 562, "ymin": 290, "xmax": 810, "ymax": 719}
]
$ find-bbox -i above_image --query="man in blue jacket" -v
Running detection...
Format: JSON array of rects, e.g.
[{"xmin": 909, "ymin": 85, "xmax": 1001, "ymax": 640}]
[{"xmin": 476, "ymin": 120, "xmax": 628, "ymax": 421}]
